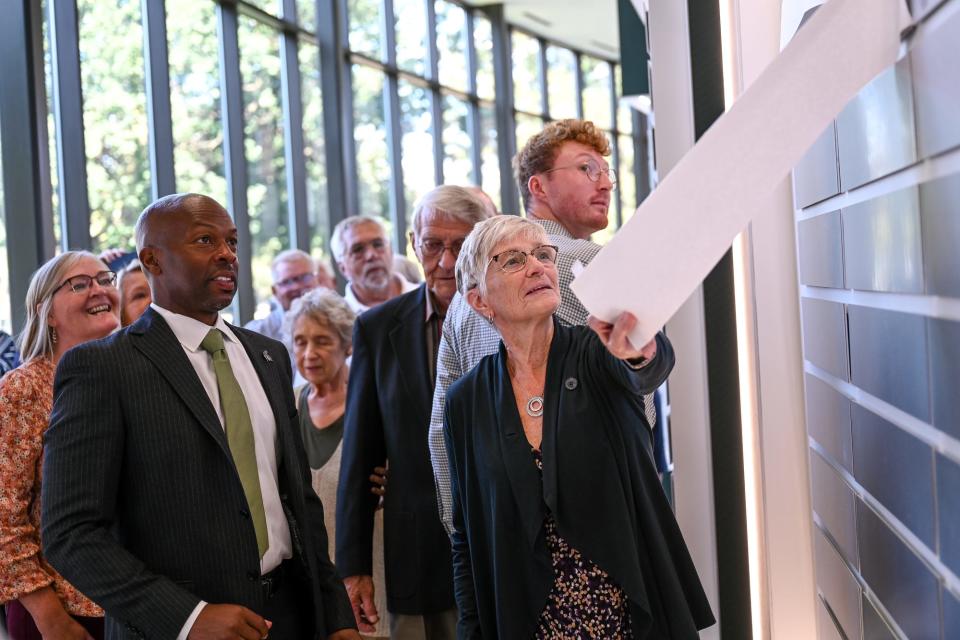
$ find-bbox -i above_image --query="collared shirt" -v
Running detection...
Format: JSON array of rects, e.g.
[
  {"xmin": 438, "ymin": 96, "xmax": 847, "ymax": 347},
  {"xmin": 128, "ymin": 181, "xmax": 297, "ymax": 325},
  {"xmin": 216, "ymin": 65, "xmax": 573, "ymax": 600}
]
[
  {"xmin": 424, "ymin": 288, "xmax": 444, "ymax": 387},
  {"xmin": 427, "ymin": 219, "xmax": 658, "ymax": 535},
  {"xmin": 151, "ymin": 304, "xmax": 295, "ymax": 640},
  {"xmin": 344, "ymin": 275, "xmax": 418, "ymax": 315}
]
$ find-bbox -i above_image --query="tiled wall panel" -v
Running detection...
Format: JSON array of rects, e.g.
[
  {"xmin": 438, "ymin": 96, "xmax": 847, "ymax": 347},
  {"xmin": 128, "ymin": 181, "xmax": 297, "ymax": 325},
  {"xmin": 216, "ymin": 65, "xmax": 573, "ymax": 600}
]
[
  {"xmin": 798, "ymin": 211, "xmax": 844, "ymax": 288},
  {"xmin": 911, "ymin": 6, "xmax": 960, "ymax": 157},
  {"xmin": 794, "ymin": 123, "xmax": 840, "ymax": 209},
  {"xmin": 842, "ymin": 187, "xmax": 923, "ymax": 294},
  {"xmin": 936, "ymin": 454, "xmax": 960, "ymax": 576},
  {"xmin": 928, "ymin": 318, "xmax": 960, "ymax": 439},
  {"xmin": 810, "ymin": 452, "xmax": 858, "ymax": 564},
  {"xmin": 804, "ymin": 373, "xmax": 853, "ymax": 472},
  {"xmin": 851, "ymin": 404, "xmax": 935, "ymax": 546},
  {"xmin": 801, "ymin": 298, "xmax": 848, "ymax": 381},
  {"xmin": 919, "ymin": 172, "xmax": 960, "ymax": 297},
  {"xmin": 836, "ymin": 59, "xmax": 917, "ymax": 190},
  {"xmin": 793, "ymin": 3, "xmax": 960, "ymax": 637},
  {"xmin": 813, "ymin": 528, "xmax": 862, "ymax": 639},
  {"xmin": 847, "ymin": 305, "xmax": 929, "ymax": 421},
  {"xmin": 857, "ymin": 502, "xmax": 940, "ymax": 640}
]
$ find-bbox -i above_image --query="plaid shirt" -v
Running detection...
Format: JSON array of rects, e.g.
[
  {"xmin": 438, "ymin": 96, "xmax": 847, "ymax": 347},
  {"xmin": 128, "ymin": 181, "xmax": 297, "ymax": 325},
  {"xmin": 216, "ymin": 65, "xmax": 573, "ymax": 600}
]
[{"xmin": 428, "ymin": 219, "xmax": 657, "ymax": 534}]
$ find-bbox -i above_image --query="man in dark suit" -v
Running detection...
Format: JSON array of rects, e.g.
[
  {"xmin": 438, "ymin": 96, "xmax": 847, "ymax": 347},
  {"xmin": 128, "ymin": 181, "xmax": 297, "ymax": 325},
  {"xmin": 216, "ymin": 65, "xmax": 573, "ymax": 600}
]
[
  {"xmin": 42, "ymin": 193, "xmax": 360, "ymax": 640},
  {"xmin": 336, "ymin": 186, "xmax": 492, "ymax": 639}
]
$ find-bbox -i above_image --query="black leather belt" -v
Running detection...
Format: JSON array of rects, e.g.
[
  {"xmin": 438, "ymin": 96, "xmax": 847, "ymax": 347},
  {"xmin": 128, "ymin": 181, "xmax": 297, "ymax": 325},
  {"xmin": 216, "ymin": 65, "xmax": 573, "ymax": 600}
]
[{"xmin": 260, "ymin": 559, "xmax": 292, "ymax": 599}]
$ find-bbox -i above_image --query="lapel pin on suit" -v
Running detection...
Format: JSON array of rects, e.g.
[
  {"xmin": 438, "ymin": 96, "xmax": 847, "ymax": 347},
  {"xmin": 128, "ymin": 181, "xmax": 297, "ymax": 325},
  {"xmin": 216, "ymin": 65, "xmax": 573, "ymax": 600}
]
[{"xmin": 263, "ymin": 350, "xmax": 273, "ymax": 362}]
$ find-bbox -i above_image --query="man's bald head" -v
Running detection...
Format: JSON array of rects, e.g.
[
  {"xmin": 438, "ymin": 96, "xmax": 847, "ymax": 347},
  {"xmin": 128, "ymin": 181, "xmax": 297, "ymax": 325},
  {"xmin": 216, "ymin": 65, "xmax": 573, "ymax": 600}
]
[{"xmin": 134, "ymin": 193, "xmax": 228, "ymax": 253}]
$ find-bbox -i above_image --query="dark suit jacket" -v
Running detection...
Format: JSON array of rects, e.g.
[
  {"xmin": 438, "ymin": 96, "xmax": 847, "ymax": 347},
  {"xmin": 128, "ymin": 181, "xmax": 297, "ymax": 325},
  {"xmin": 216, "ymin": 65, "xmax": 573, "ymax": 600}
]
[
  {"xmin": 41, "ymin": 308, "xmax": 355, "ymax": 640},
  {"xmin": 336, "ymin": 284, "xmax": 455, "ymax": 615},
  {"xmin": 443, "ymin": 322, "xmax": 715, "ymax": 639}
]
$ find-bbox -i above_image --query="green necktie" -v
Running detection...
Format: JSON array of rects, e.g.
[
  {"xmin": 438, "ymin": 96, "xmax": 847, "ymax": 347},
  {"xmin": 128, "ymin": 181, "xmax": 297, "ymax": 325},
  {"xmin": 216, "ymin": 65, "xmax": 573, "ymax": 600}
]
[{"xmin": 200, "ymin": 328, "xmax": 269, "ymax": 559}]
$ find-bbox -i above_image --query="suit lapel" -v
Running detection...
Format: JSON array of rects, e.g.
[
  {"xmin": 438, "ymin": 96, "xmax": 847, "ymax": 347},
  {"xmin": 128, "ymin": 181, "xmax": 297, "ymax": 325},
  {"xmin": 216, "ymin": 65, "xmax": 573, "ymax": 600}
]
[
  {"xmin": 129, "ymin": 308, "xmax": 230, "ymax": 457},
  {"xmin": 387, "ymin": 285, "xmax": 432, "ymax": 419},
  {"xmin": 492, "ymin": 346, "xmax": 547, "ymax": 550}
]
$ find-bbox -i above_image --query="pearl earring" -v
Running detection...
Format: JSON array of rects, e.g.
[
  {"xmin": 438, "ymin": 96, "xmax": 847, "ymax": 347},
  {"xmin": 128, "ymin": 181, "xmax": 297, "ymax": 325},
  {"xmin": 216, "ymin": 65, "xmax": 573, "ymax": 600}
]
[{"xmin": 50, "ymin": 327, "xmax": 58, "ymax": 344}]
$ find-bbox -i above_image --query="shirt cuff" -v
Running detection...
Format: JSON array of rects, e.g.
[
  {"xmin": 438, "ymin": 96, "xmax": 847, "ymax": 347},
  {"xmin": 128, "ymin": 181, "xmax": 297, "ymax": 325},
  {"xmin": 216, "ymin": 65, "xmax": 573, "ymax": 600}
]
[{"xmin": 176, "ymin": 601, "xmax": 207, "ymax": 640}]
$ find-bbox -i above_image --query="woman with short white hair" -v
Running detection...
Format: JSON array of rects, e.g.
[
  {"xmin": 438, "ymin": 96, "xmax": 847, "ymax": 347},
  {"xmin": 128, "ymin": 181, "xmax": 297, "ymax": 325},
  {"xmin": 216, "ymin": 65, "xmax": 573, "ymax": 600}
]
[{"xmin": 444, "ymin": 216, "xmax": 715, "ymax": 638}]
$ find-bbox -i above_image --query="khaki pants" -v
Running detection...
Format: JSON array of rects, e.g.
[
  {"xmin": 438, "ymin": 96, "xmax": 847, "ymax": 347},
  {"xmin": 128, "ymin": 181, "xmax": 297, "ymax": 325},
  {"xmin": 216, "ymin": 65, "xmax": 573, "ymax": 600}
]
[{"xmin": 388, "ymin": 608, "xmax": 458, "ymax": 640}]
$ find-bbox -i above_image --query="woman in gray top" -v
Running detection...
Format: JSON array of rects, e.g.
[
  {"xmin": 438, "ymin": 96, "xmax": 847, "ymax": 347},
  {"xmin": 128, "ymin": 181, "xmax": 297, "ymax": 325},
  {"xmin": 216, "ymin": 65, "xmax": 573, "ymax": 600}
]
[{"xmin": 286, "ymin": 289, "xmax": 390, "ymax": 639}]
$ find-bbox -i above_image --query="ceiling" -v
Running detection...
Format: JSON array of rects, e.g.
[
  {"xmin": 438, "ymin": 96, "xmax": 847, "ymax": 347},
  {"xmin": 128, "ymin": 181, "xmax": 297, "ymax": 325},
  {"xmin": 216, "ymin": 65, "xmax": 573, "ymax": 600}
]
[{"xmin": 463, "ymin": 0, "xmax": 622, "ymax": 60}]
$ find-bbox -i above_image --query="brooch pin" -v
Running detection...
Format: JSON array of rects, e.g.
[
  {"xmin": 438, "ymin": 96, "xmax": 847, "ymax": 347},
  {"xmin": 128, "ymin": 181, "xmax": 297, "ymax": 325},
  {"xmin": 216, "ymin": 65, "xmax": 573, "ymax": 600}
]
[{"xmin": 263, "ymin": 350, "xmax": 273, "ymax": 362}]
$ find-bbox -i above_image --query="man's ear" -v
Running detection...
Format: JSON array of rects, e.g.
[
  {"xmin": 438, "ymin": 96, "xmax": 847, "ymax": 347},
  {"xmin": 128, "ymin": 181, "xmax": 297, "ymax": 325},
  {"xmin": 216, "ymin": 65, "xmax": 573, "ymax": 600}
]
[
  {"xmin": 466, "ymin": 288, "xmax": 492, "ymax": 321},
  {"xmin": 528, "ymin": 174, "xmax": 547, "ymax": 201},
  {"xmin": 139, "ymin": 247, "xmax": 162, "ymax": 276}
]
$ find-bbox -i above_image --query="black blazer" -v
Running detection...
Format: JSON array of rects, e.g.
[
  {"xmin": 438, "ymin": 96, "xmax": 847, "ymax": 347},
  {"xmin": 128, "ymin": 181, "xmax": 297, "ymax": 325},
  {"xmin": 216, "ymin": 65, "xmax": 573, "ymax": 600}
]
[
  {"xmin": 336, "ymin": 284, "xmax": 455, "ymax": 615},
  {"xmin": 41, "ymin": 308, "xmax": 355, "ymax": 640},
  {"xmin": 443, "ymin": 322, "xmax": 715, "ymax": 639}
]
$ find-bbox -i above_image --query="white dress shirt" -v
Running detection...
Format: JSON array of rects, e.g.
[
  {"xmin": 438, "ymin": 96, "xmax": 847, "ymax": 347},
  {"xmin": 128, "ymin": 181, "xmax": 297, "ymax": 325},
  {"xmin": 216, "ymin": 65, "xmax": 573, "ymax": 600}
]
[{"xmin": 151, "ymin": 304, "xmax": 293, "ymax": 638}]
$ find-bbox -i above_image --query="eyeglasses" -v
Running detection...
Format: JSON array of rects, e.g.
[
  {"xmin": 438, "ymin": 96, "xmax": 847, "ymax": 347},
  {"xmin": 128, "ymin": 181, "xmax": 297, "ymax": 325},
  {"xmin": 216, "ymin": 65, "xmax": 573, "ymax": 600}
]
[
  {"xmin": 488, "ymin": 245, "xmax": 559, "ymax": 273},
  {"xmin": 54, "ymin": 270, "xmax": 118, "ymax": 296},
  {"xmin": 347, "ymin": 238, "xmax": 388, "ymax": 261},
  {"xmin": 275, "ymin": 272, "xmax": 316, "ymax": 289},
  {"xmin": 418, "ymin": 238, "xmax": 465, "ymax": 258},
  {"xmin": 542, "ymin": 160, "xmax": 617, "ymax": 190}
]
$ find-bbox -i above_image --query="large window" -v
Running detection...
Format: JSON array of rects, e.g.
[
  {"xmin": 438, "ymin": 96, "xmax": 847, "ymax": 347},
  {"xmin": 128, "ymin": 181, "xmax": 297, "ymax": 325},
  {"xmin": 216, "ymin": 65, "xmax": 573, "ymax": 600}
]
[{"xmin": 3, "ymin": 0, "xmax": 649, "ymax": 328}]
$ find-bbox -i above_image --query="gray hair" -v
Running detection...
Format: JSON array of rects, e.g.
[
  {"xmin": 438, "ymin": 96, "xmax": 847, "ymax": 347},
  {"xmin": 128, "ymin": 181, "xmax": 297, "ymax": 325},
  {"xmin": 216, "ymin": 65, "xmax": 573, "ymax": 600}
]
[
  {"xmin": 330, "ymin": 215, "xmax": 390, "ymax": 262},
  {"xmin": 455, "ymin": 216, "xmax": 547, "ymax": 297},
  {"xmin": 18, "ymin": 251, "xmax": 104, "ymax": 362},
  {"xmin": 270, "ymin": 249, "xmax": 313, "ymax": 281},
  {"xmin": 410, "ymin": 185, "xmax": 494, "ymax": 238},
  {"xmin": 284, "ymin": 288, "xmax": 356, "ymax": 349}
]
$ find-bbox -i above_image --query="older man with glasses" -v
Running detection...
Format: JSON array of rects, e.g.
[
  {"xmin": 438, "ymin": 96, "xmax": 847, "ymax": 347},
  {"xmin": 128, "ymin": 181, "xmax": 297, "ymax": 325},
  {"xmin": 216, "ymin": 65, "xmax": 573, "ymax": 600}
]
[
  {"xmin": 331, "ymin": 216, "xmax": 418, "ymax": 315},
  {"xmin": 245, "ymin": 248, "xmax": 324, "ymax": 342},
  {"xmin": 336, "ymin": 187, "xmax": 493, "ymax": 640}
]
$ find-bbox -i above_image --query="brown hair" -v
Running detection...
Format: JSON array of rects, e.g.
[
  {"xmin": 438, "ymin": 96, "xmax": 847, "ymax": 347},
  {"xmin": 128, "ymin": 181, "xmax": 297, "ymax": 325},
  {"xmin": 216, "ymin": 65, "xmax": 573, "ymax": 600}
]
[{"xmin": 512, "ymin": 119, "xmax": 611, "ymax": 213}]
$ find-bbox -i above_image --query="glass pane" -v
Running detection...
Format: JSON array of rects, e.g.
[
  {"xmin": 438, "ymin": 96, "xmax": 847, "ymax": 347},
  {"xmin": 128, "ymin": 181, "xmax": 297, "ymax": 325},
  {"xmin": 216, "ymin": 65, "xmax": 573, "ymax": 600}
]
[
  {"xmin": 0, "ymin": 125, "xmax": 7, "ymax": 334},
  {"xmin": 399, "ymin": 80, "xmax": 435, "ymax": 226},
  {"xmin": 42, "ymin": 0, "xmax": 61, "ymax": 250},
  {"xmin": 436, "ymin": 0, "xmax": 467, "ymax": 91},
  {"xmin": 474, "ymin": 16, "xmax": 494, "ymax": 99},
  {"xmin": 297, "ymin": 0, "xmax": 316, "ymax": 31},
  {"xmin": 239, "ymin": 17, "xmax": 288, "ymax": 312},
  {"xmin": 511, "ymin": 31, "xmax": 542, "ymax": 114},
  {"xmin": 245, "ymin": 0, "xmax": 279, "ymax": 16},
  {"xmin": 479, "ymin": 105, "xmax": 500, "ymax": 212},
  {"xmin": 167, "ymin": 0, "xmax": 226, "ymax": 205},
  {"xmin": 615, "ymin": 65, "xmax": 632, "ymax": 134},
  {"xmin": 300, "ymin": 43, "xmax": 329, "ymax": 258},
  {"xmin": 442, "ymin": 94, "xmax": 471, "ymax": 186},
  {"xmin": 348, "ymin": 0, "xmax": 383, "ymax": 59},
  {"xmin": 546, "ymin": 46, "xmax": 577, "ymax": 120},
  {"xmin": 78, "ymin": 0, "xmax": 150, "ymax": 253},
  {"xmin": 395, "ymin": 0, "xmax": 427, "ymax": 75},
  {"xmin": 619, "ymin": 134, "xmax": 638, "ymax": 224},
  {"xmin": 515, "ymin": 113, "xmax": 543, "ymax": 154},
  {"xmin": 582, "ymin": 56, "xmax": 613, "ymax": 130},
  {"xmin": 352, "ymin": 65, "xmax": 390, "ymax": 218}
]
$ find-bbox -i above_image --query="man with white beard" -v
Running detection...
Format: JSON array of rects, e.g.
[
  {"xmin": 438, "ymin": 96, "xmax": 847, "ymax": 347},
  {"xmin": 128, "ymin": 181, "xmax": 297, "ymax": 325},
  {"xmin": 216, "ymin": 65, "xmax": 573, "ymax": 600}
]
[{"xmin": 331, "ymin": 216, "xmax": 417, "ymax": 314}]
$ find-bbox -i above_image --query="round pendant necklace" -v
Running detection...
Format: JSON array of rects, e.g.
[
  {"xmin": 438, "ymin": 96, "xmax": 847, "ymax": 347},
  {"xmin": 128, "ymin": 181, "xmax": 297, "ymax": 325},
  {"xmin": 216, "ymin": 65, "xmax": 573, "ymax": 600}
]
[{"xmin": 526, "ymin": 395, "xmax": 544, "ymax": 418}]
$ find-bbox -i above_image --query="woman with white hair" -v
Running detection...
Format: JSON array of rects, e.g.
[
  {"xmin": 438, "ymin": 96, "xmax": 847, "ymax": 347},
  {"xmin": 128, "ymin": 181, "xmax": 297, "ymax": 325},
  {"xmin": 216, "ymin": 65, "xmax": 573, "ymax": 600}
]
[
  {"xmin": 0, "ymin": 251, "xmax": 121, "ymax": 639},
  {"xmin": 443, "ymin": 216, "xmax": 715, "ymax": 638},
  {"xmin": 285, "ymin": 288, "xmax": 390, "ymax": 639}
]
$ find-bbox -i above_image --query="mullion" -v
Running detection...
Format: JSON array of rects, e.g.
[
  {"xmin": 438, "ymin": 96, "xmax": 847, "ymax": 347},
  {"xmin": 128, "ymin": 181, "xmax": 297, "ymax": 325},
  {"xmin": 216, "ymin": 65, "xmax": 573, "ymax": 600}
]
[
  {"xmin": 142, "ymin": 0, "xmax": 176, "ymax": 199},
  {"xmin": 280, "ymin": 0, "xmax": 310, "ymax": 251},
  {"xmin": 49, "ymin": 0, "xmax": 91, "ymax": 250},
  {"xmin": 216, "ymin": 2, "xmax": 254, "ymax": 322},
  {"xmin": 427, "ymin": 0, "xmax": 443, "ymax": 185}
]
